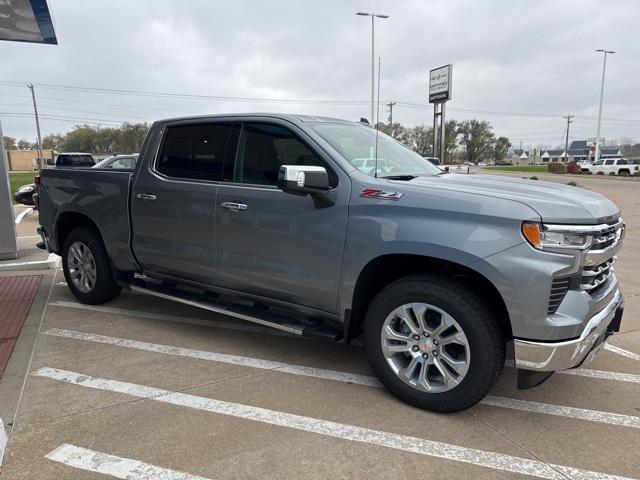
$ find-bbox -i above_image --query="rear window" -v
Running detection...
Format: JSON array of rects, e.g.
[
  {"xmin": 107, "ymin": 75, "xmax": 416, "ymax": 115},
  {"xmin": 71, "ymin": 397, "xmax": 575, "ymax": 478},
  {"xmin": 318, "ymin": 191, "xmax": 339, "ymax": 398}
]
[{"xmin": 56, "ymin": 154, "xmax": 95, "ymax": 166}]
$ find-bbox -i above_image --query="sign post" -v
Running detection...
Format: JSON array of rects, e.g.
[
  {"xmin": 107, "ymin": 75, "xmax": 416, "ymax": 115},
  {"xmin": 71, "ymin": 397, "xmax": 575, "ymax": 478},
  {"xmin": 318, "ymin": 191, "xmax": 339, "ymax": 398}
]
[{"xmin": 429, "ymin": 64, "xmax": 452, "ymax": 163}]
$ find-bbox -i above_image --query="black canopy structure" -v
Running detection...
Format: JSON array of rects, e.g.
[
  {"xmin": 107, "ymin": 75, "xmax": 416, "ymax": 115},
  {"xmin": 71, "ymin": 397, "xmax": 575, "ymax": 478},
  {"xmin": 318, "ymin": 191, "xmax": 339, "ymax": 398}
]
[{"xmin": 0, "ymin": 0, "xmax": 57, "ymax": 44}]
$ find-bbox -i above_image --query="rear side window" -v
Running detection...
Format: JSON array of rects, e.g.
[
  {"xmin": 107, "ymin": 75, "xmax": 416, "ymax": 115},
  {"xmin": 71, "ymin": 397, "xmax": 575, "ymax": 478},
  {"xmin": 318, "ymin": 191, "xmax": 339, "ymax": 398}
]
[
  {"xmin": 617, "ymin": 159, "xmax": 627, "ymax": 165},
  {"xmin": 156, "ymin": 123, "xmax": 233, "ymax": 181},
  {"xmin": 605, "ymin": 160, "xmax": 615, "ymax": 165},
  {"xmin": 56, "ymin": 154, "xmax": 95, "ymax": 166},
  {"xmin": 233, "ymin": 123, "xmax": 326, "ymax": 186}
]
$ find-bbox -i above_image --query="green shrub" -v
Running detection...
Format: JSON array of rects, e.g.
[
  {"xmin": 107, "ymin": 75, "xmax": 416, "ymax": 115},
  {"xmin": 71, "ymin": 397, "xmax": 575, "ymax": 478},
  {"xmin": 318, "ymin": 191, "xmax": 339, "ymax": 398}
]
[
  {"xmin": 633, "ymin": 172, "xmax": 640, "ymax": 177},
  {"xmin": 529, "ymin": 176, "xmax": 539, "ymax": 180},
  {"xmin": 609, "ymin": 172, "xmax": 616, "ymax": 176},
  {"xmin": 548, "ymin": 162, "xmax": 567, "ymax": 174},
  {"xmin": 619, "ymin": 171, "xmax": 630, "ymax": 177},
  {"xmin": 596, "ymin": 171, "xmax": 604, "ymax": 175},
  {"xmin": 583, "ymin": 170, "xmax": 593, "ymax": 175},
  {"xmin": 567, "ymin": 181, "xmax": 578, "ymax": 186}
]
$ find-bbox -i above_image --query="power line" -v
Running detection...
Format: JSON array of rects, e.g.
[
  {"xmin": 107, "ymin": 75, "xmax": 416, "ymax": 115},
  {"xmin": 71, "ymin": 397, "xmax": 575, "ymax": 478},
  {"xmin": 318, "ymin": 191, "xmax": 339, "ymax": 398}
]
[{"xmin": 2, "ymin": 79, "xmax": 640, "ymax": 124}]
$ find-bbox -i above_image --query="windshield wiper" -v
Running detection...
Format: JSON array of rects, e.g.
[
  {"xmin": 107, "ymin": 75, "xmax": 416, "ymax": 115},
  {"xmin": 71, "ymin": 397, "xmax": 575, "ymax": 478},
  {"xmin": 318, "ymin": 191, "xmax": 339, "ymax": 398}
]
[{"xmin": 381, "ymin": 174, "xmax": 418, "ymax": 180}]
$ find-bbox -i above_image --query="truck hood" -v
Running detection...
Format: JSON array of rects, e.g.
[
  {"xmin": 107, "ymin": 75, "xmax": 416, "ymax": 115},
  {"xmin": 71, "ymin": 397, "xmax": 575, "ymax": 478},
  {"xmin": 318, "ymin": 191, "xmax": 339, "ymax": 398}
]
[{"xmin": 399, "ymin": 173, "xmax": 620, "ymax": 224}]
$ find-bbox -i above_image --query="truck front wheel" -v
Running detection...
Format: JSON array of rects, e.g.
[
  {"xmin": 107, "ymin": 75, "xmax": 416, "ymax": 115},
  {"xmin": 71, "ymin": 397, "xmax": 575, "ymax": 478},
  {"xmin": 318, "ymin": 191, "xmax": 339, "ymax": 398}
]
[
  {"xmin": 364, "ymin": 274, "xmax": 505, "ymax": 412},
  {"xmin": 62, "ymin": 227, "xmax": 122, "ymax": 304}
]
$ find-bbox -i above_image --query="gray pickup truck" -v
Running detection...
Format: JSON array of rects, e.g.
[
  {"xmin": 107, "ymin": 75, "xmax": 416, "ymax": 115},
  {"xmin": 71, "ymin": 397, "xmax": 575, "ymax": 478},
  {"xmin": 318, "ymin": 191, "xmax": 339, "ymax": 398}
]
[{"xmin": 35, "ymin": 114, "xmax": 625, "ymax": 412}]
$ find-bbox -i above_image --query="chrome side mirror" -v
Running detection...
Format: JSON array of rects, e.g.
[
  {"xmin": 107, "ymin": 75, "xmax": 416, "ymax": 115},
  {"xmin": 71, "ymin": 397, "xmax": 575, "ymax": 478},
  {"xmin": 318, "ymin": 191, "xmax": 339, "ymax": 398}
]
[{"xmin": 277, "ymin": 165, "xmax": 330, "ymax": 195}]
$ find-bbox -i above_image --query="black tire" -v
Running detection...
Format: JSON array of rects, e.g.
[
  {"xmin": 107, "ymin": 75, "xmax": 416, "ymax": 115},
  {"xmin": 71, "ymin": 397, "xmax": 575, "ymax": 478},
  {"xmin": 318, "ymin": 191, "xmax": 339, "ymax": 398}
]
[
  {"xmin": 364, "ymin": 273, "xmax": 505, "ymax": 412},
  {"xmin": 62, "ymin": 227, "xmax": 122, "ymax": 304}
]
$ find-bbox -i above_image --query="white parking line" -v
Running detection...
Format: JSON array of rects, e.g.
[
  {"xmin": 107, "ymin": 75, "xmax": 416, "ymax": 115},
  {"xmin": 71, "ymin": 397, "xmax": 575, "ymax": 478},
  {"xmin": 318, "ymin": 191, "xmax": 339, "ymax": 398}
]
[
  {"xmin": 46, "ymin": 444, "xmax": 210, "ymax": 480},
  {"xmin": 44, "ymin": 328, "xmax": 379, "ymax": 387},
  {"xmin": 0, "ymin": 419, "xmax": 8, "ymax": 466},
  {"xmin": 560, "ymin": 367, "xmax": 640, "ymax": 384},
  {"xmin": 48, "ymin": 302, "xmax": 640, "ymax": 386},
  {"xmin": 48, "ymin": 301, "xmax": 294, "ymax": 338},
  {"xmin": 44, "ymin": 329, "xmax": 640, "ymax": 429},
  {"xmin": 14, "ymin": 207, "xmax": 34, "ymax": 225},
  {"xmin": 479, "ymin": 396, "xmax": 640, "ymax": 429},
  {"xmin": 605, "ymin": 344, "xmax": 640, "ymax": 362},
  {"xmin": 56, "ymin": 282, "xmax": 142, "ymax": 294},
  {"xmin": 32, "ymin": 368, "xmax": 635, "ymax": 480}
]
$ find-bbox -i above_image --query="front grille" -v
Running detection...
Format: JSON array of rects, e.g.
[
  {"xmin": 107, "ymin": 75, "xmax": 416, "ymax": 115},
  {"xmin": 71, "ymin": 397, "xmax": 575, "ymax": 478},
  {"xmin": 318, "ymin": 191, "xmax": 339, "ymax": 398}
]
[
  {"xmin": 591, "ymin": 228, "xmax": 619, "ymax": 250},
  {"xmin": 548, "ymin": 277, "xmax": 570, "ymax": 314},
  {"xmin": 581, "ymin": 256, "xmax": 616, "ymax": 293}
]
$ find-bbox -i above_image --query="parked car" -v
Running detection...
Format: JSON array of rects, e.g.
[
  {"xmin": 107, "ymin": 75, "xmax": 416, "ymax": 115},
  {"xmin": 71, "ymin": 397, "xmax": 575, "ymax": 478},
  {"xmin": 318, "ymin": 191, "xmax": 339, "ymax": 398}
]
[
  {"xmin": 49, "ymin": 152, "xmax": 96, "ymax": 168},
  {"xmin": 585, "ymin": 158, "xmax": 634, "ymax": 175},
  {"xmin": 14, "ymin": 183, "xmax": 36, "ymax": 206},
  {"xmin": 423, "ymin": 156, "xmax": 441, "ymax": 166},
  {"xmin": 93, "ymin": 154, "xmax": 138, "ymax": 169},
  {"xmin": 36, "ymin": 114, "xmax": 625, "ymax": 413}
]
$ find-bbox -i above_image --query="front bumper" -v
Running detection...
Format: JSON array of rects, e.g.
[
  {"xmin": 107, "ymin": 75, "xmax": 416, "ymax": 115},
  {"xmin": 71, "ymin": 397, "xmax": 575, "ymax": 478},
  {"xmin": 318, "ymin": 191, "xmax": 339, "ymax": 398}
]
[{"xmin": 513, "ymin": 289, "xmax": 623, "ymax": 371}]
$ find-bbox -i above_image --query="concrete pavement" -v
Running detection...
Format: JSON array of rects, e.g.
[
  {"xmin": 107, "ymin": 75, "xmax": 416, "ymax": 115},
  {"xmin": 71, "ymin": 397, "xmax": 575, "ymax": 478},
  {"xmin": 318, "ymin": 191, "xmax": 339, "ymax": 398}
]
[{"xmin": 0, "ymin": 175, "xmax": 638, "ymax": 479}]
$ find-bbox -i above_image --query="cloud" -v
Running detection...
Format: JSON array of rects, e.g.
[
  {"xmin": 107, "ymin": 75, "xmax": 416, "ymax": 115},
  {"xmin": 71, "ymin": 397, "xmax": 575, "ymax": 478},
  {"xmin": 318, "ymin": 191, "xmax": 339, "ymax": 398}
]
[{"xmin": 1, "ymin": 0, "xmax": 638, "ymax": 148}]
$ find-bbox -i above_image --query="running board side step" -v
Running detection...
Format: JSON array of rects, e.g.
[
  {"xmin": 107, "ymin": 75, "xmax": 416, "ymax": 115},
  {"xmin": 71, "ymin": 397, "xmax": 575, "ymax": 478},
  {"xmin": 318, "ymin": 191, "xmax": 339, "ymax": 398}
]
[{"xmin": 128, "ymin": 279, "xmax": 342, "ymax": 341}]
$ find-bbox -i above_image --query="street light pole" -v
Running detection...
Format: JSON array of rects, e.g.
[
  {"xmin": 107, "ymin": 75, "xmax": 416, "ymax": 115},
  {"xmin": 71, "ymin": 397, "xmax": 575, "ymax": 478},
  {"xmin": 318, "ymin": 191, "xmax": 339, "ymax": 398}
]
[
  {"xmin": 357, "ymin": 12, "xmax": 389, "ymax": 124},
  {"xmin": 594, "ymin": 49, "xmax": 615, "ymax": 163},
  {"xmin": 27, "ymin": 83, "xmax": 44, "ymax": 169}
]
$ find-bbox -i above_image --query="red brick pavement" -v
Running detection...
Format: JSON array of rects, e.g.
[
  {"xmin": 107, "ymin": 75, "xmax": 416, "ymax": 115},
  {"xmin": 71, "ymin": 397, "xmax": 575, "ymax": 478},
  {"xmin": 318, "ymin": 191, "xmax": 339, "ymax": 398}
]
[{"xmin": 0, "ymin": 276, "xmax": 42, "ymax": 378}]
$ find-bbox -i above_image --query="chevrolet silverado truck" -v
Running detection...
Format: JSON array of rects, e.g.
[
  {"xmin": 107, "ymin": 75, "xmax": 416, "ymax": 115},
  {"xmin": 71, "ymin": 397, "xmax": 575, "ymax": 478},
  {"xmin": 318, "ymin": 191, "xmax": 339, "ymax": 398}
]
[{"xmin": 35, "ymin": 114, "xmax": 625, "ymax": 412}]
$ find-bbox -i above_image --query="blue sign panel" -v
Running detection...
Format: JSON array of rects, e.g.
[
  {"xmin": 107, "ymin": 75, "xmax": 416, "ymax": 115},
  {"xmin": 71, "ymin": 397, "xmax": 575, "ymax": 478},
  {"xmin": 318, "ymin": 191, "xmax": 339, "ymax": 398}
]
[{"xmin": 0, "ymin": 0, "xmax": 58, "ymax": 45}]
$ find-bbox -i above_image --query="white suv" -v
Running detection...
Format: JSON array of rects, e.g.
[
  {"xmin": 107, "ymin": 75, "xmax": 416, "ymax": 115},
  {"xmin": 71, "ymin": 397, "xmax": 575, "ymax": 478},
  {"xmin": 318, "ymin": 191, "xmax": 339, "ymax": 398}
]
[{"xmin": 586, "ymin": 158, "xmax": 633, "ymax": 176}]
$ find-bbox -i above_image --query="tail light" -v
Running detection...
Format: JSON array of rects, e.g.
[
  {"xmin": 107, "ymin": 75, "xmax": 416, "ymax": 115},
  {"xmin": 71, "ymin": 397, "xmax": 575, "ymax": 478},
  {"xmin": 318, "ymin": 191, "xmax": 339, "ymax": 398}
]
[
  {"xmin": 444, "ymin": 166, "xmax": 450, "ymax": 172},
  {"xmin": 34, "ymin": 175, "xmax": 41, "ymax": 211}
]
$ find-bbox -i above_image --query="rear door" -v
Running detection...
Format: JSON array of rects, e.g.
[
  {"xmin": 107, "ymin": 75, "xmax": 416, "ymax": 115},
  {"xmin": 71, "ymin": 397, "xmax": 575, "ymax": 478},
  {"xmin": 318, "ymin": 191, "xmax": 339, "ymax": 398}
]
[
  {"xmin": 131, "ymin": 121, "xmax": 238, "ymax": 285},
  {"xmin": 215, "ymin": 121, "xmax": 350, "ymax": 314}
]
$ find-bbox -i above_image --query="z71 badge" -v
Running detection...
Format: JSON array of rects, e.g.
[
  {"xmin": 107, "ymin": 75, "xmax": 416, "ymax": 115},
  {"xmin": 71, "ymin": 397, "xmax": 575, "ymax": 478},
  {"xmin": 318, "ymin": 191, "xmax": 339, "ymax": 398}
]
[{"xmin": 359, "ymin": 188, "xmax": 404, "ymax": 201}]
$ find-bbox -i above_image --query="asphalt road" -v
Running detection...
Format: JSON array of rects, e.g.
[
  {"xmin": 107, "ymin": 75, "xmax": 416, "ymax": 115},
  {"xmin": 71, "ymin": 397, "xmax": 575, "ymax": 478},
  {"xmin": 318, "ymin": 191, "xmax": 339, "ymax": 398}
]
[{"xmin": 0, "ymin": 174, "xmax": 638, "ymax": 479}]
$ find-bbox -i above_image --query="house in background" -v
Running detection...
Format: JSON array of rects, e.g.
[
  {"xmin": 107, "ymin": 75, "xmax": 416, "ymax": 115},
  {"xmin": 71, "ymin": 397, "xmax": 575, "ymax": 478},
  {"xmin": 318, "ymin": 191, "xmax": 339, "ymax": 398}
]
[{"xmin": 540, "ymin": 140, "xmax": 623, "ymax": 164}]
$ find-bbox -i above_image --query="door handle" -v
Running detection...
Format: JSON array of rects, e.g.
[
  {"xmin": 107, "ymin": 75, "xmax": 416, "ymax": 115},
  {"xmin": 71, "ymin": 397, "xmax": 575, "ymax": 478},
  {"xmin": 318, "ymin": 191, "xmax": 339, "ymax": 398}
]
[
  {"xmin": 221, "ymin": 201, "xmax": 248, "ymax": 211},
  {"xmin": 136, "ymin": 193, "xmax": 157, "ymax": 201}
]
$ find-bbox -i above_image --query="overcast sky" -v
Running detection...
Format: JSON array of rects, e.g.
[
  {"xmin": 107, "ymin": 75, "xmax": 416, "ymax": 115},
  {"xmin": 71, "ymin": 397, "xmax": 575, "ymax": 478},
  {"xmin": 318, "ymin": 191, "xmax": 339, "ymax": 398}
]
[{"xmin": 1, "ymin": 0, "xmax": 639, "ymax": 149}]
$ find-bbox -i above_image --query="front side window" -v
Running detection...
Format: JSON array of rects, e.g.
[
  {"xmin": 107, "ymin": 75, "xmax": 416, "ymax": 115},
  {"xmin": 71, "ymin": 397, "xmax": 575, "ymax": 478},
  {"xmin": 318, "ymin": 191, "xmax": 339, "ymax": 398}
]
[
  {"xmin": 311, "ymin": 122, "xmax": 441, "ymax": 178},
  {"xmin": 233, "ymin": 123, "xmax": 325, "ymax": 185},
  {"xmin": 157, "ymin": 123, "xmax": 232, "ymax": 181}
]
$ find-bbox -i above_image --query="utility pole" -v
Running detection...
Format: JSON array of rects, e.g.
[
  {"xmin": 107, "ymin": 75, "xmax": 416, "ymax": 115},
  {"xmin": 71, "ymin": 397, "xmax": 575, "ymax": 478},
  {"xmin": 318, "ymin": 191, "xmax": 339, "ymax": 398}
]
[
  {"xmin": 27, "ymin": 83, "xmax": 44, "ymax": 169},
  {"xmin": 386, "ymin": 101, "xmax": 396, "ymax": 133},
  {"xmin": 594, "ymin": 49, "xmax": 615, "ymax": 163},
  {"xmin": 563, "ymin": 115, "xmax": 574, "ymax": 163},
  {"xmin": 356, "ymin": 12, "xmax": 389, "ymax": 124}
]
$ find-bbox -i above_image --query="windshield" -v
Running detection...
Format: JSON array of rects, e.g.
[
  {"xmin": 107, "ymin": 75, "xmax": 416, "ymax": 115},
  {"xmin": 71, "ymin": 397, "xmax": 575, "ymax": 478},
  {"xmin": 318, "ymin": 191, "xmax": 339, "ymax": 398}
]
[{"xmin": 311, "ymin": 122, "xmax": 442, "ymax": 177}]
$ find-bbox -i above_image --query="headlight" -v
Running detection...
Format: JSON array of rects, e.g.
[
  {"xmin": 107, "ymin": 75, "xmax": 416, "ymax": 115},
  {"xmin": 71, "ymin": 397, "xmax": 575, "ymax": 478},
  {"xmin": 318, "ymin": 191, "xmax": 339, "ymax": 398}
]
[
  {"xmin": 522, "ymin": 222, "xmax": 592, "ymax": 251},
  {"xmin": 18, "ymin": 185, "xmax": 34, "ymax": 193}
]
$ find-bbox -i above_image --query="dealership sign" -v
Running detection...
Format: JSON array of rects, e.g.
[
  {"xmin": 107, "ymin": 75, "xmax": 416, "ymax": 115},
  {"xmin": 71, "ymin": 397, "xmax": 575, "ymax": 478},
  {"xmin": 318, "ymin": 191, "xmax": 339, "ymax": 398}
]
[{"xmin": 429, "ymin": 64, "xmax": 452, "ymax": 103}]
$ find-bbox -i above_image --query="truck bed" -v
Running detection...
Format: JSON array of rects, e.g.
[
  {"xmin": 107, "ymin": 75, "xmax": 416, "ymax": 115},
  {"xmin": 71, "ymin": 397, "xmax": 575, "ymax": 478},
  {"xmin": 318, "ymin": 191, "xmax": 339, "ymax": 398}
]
[{"xmin": 38, "ymin": 168, "xmax": 137, "ymax": 272}]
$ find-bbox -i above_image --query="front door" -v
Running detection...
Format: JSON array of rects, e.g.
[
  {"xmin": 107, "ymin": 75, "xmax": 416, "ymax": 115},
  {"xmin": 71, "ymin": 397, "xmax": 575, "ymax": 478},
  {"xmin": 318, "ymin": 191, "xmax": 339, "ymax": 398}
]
[
  {"xmin": 215, "ymin": 121, "xmax": 350, "ymax": 314},
  {"xmin": 131, "ymin": 121, "xmax": 237, "ymax": 285}
]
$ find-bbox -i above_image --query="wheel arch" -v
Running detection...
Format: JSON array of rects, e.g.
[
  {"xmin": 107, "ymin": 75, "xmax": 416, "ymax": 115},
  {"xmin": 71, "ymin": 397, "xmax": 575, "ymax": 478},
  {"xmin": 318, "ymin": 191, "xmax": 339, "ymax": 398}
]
[
  {"xmin": 345, "ymin": 254, "xmax": 512, "ymax": 343},
  {"xmin": 55, "ymin": 211, "xmax": 102, "ymax": 253}
]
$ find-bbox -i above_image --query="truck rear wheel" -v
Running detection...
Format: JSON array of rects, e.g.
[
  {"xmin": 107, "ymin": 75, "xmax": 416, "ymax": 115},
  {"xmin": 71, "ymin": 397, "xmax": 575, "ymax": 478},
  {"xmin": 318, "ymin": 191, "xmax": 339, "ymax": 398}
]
[
  {"xmin": 62, "ymin": 227, "xmax": 122, "ymax": 304},
  {"xmin": 364, "ymin": 274, "xmax": 505, "ymax": 412}
]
